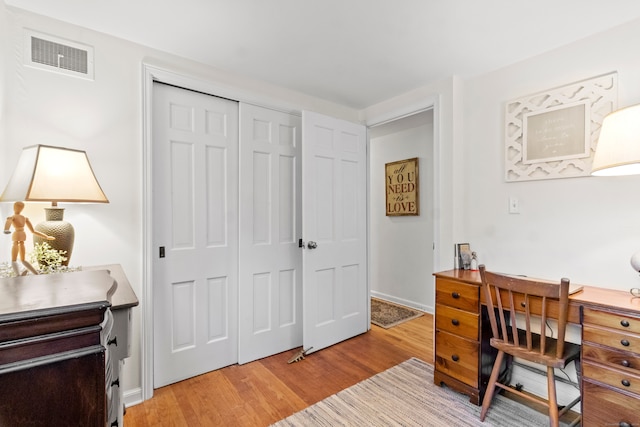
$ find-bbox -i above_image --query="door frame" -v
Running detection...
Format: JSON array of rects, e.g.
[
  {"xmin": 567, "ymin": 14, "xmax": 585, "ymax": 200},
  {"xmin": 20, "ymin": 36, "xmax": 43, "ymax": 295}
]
[{"xmin": 141, "ymin": 62, "xmax": 441, "ymax": 402}]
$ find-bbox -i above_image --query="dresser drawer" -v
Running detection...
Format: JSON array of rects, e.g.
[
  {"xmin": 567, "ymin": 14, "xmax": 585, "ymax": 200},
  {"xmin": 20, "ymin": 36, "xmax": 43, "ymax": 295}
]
[
  {"xmin": 436, "ymin": 279, "xmax": 479, "ymax": 313},
  {"xmin": 582, "ymin": 380, "xmax": 640, "ymax": 427},
  {"xmin": 583, "ymin": 307, "xmax": 640, "ymax": 334},
  {"xmin": 583, "ymin": 324, "xmax": 640, "ymax": 354},
  {"xmin": 435, "ymin": 330, "xmax": 479, "ymax": 387},
  {"xmin": 583, "ymin": 360, "xmax": 640, "ymax": 395},
  {"xmin": 435, "ymin": 304, "xmax": 478, "ymax": 340},
  {"xmin": 109, "ymin": 308, "xmax": 132, "ymax": 361},
  {"xmin": 583, "ymin": 342, "xmax": 640, "ymax": 374}
]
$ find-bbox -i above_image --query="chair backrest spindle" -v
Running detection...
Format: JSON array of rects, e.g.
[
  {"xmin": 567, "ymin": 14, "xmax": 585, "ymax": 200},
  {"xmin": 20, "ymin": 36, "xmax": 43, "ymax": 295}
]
[
  {"xmin": 556, "ymin": 278, "xmax": 570, "ymax": 359},
  {"xmin": 508, "ymin": 290, "xmax": 518, "ymax": 347},
  {"xmin": 540, "ymin": 295, "xmax": 547, "ymax": 354},
  {"xmin": 523, "ymin": 293, "xmax": 531, "ymax": 351}
]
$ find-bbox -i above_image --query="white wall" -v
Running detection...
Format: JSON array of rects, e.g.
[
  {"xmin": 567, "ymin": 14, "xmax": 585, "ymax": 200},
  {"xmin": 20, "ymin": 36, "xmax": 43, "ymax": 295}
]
[
  {"xmin": 369, "ymin": 112, "xmax": 434, "ymax": 312},
  {"xmin": 363, "ymin": 17, "xmax": 640, "ymax": 291},
  {"xmin": 463, "ymin": 17, "xmax": 640, "ymax": 290},
  {"xmin": 0, "ymin": 5, "xmax": 360, "ymax": 405}
]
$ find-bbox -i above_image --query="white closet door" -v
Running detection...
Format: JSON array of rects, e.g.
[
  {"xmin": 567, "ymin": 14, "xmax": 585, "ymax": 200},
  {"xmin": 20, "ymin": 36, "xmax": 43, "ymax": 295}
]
[
  {"xmin": 238, "ymin": 104, "xmax": 302, "ymax": 364},
  {"xmin": 152, "ymin": 82, "xmax": 239, "ymax": 387},
  {"xmin": 302, "ymin": 110, "xmax": 368, "ymax": 353}
]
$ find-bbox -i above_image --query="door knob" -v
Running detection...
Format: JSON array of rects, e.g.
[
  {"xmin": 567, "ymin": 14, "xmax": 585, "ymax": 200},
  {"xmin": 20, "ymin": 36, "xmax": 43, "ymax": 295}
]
[{"xmin": 307, "ymin": 241, "xmax": 318, "ymax": 249}]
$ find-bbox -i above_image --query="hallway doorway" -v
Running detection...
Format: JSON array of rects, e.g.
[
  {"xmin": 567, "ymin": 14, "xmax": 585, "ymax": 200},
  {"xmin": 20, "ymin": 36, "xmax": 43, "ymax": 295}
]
[{"xmin": 369, "ymin": 110, "xmax": 435, "ymax": 312}]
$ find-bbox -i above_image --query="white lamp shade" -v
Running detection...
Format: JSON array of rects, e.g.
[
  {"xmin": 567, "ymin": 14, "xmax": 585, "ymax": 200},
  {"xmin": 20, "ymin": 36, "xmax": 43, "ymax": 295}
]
[
  {"xmin": 591, "ymin": 104, "xmax": 640, "ymax": 176},
  {"xmin": 0, "ymin": 145, "xmax": 108, "ymax": 203}
]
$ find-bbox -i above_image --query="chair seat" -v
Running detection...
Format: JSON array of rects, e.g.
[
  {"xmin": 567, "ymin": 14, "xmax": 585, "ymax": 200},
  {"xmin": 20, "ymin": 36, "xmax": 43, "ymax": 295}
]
[{"xmin": 490, "ymin": 330, "xmax": 581, "ymax": 368}]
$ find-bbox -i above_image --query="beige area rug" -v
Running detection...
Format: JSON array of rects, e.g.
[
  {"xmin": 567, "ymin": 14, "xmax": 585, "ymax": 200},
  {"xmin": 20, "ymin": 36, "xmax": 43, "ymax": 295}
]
[
  {"xmin": 371, "ymin": 298, "xmax": 423, "ymax": 328},
  {"xmin": 272, "ymin": 358, "xmax": 570, "ymax": 427}
]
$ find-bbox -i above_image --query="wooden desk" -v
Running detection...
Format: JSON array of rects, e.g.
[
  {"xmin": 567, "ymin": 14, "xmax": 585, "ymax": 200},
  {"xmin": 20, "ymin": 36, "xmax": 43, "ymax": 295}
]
[{"xmin": 434, "ymin": 269, "xmax": 640, "ymax": 426}]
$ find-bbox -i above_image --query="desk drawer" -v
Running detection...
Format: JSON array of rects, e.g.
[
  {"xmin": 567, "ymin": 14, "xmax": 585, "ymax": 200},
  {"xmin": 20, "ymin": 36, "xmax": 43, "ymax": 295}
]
[
  {"xmin": 583, "ymin": 342, "xmax": 640, "ymax": 374},
  {"xmin": 583, "ymin": 307, "xmax": 640, "ymax": 334},
  {"xmin": 435, "ymin": 330, "xmax": 478, "ymax": 387},
  {"xmin": 436, "ymin": 304, "xmax": 478, "ymax": 340},
  {"xmin": 436, "ymin": 279, "xmax": 478, "ymax": 313},
  {"xmin": 583, "ymin": 324, "xmax": 640, "ymax": 354},
  {"xmin": 583, "ymin": 360, "xmax": 640, "ymax": 395},
  {"xmin": 582, "ymin": 380, "xmax": 640, "ymax": 427}
]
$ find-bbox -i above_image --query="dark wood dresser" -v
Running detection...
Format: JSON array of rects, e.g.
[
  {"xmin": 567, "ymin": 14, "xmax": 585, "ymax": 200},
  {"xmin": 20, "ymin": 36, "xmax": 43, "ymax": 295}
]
[{"xmin": 0, "ymin": 265, "xmax": 138, "ymax": 427}]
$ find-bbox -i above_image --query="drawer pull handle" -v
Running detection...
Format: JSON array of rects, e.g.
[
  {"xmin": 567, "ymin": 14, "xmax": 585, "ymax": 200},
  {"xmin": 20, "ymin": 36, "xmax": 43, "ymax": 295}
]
[
  {"xmin": 621, "ymin": 379, "xmax": 631, "ymax": 387},
  {"xmin": 452, "ymin": 354, "xmax": 459, "ymax": 362},
  {"xmin": 621, "ymin": 339, "xmax": 630, "ymax": 347},
  {"xmin": 619, "ymin": 422, "xmax": 631, "ymax": 427},
  {"xmin": 452, "ymin": 292, "xmax": 460, "ymax": 299},
  {"xmin": 108, "ymin": 336, "xmax": 118, "ymax": 347},
  {"xmin": 451, "ymin": 319, "xmax": 460, "ymax": 326},
  {"xmin": 622, "ymin": 360, "xmax": 631, "ymax": 368},
  {"xmin": 621, "ymin": 319, "xmax": 630, "ymax": 327},
  {"xmin": 520, "ymin": 302, "xmax": 526, "ymax": 308}
]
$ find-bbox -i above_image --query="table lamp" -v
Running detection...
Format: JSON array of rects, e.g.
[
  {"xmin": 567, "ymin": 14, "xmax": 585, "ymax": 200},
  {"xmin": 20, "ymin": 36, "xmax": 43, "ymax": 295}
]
[
  {"xmin": 591, "ymin": 104, "xmax": 640, "ymax": 177},
  {"xmin": 0, "ymin": 144, "xmax": 108, "ymax": 265},
  {"xmin": 591, "ymin": 104, "xmax": 640, "ymax": 273}
]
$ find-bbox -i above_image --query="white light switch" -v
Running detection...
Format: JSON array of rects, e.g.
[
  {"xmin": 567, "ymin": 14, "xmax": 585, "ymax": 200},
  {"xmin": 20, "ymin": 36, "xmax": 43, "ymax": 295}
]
[{"xmin": 509, "ymin": 197, "xmax": 519, "ymax": 214}]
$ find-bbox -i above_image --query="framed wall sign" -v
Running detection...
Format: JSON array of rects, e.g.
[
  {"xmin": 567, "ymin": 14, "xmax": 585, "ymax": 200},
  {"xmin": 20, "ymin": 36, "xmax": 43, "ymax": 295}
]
[
  {"xmin": 504, "ymin": 72, "xmax": 618, "ymax": 182},
  {"xmin": 385, "ymin": 157, "xmax": 419, "ymax": 216},
  {"xmin": 522, "ymin": 100, "xmax": 590, "ymax": 164}
]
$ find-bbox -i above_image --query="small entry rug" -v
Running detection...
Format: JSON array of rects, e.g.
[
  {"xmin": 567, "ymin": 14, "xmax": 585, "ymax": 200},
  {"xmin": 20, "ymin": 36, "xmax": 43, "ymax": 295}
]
[
  {"xmin": 272, "ymin": 358, "xmax": 569, "ymax": 426},
  {"xmin": 371, "ymin": 298, "xmax": 423, "ymax": 328}
]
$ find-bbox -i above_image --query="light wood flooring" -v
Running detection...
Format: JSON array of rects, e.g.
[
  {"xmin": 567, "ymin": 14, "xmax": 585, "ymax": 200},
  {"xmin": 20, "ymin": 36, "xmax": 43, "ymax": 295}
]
[{"xmin": 124, "ymin": 313, "xmax": 433, "ymax": 427}]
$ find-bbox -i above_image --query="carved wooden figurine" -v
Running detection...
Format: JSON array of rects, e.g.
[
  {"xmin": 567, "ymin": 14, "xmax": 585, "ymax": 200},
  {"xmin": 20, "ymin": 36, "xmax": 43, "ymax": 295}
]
[{"xmin": 3, "ymin": 201, "xmax": 55, "ymax": 275}]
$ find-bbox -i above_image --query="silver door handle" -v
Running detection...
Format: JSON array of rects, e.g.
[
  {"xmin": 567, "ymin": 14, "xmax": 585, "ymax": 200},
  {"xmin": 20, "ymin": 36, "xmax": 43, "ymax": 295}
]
[{"xmin": 307, "ymin": 241, "xmax": 318, "ymax": 249}]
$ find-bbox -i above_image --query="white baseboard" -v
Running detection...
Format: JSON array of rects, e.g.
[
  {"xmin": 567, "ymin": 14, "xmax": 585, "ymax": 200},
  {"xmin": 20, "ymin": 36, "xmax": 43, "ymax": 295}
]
[
  {"xmin": 370, "ymin": 291, "xmax": 433, "ymax": 314},
  {"xmin": 124, "ymin": 387, "xmax": 144, "ymax": 407}
]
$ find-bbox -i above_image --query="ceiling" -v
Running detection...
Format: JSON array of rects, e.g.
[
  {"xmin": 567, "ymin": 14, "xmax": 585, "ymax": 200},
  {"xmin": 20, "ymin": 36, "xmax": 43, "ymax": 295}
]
[{"xmin": 5, "ymin": 0, "xmax": 640, "ymax": 109}]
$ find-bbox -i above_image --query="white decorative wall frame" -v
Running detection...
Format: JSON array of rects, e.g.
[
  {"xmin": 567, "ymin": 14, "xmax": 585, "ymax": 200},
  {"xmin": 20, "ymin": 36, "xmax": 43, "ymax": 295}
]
[{"xmin": 505, "ymin": 72, "xmax": 617, "ymax": 182}]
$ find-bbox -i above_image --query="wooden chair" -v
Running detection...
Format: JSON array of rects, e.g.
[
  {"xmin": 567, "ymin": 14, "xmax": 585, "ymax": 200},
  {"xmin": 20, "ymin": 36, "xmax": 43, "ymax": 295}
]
[{"xmin": 479, "ymin": 265, "xmax": 581, "ymax": 427}]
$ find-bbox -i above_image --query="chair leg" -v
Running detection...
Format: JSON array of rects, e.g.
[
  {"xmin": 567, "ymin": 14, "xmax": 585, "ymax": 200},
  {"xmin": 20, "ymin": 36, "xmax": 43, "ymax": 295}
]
[
  {"xmin": 546, "ymin": 366, "xmax": 559, "ymax": 427},
  {"xmin": 480, "ymin": 351, "xmax": 505, "ymax": 421}
]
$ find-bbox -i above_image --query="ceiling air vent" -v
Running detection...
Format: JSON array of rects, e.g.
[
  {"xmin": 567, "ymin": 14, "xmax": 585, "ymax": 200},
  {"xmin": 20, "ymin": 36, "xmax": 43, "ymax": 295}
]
[{"xmin": 25, "ymin": 30, "xmax": 94, "ymax": 80}]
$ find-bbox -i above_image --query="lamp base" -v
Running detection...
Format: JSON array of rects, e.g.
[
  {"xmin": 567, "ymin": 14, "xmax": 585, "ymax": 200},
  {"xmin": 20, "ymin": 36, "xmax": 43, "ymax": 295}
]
[{"xmin": 33, "ymin": 207, "xmax": 74, "ymax": 266}]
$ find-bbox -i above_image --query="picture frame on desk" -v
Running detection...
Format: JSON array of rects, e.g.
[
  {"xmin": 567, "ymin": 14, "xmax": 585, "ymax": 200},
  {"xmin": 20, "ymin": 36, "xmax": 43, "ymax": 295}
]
[{"xmin": 454, "ymin": 243, "xmax": 472, "ymax": 270}]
